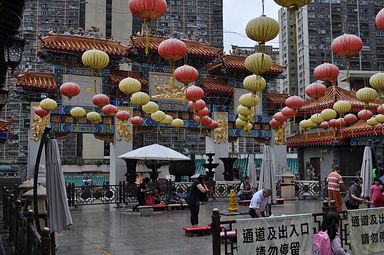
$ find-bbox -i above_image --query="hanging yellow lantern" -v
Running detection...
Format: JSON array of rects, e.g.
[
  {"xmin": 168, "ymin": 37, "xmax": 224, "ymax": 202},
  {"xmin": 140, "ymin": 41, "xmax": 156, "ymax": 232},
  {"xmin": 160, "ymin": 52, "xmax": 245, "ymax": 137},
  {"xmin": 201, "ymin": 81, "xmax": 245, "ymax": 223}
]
[
  {"xmin": 235, "ymin": 118, "xmax": 247, "ymax": 129},
  {"xmin": 369, "ymin": 72, "xmax": 384, "ymax": 95},
  {"xmin": 333, "ymin": 100, "xmax": 352, "ymax": 117},
  {"xmin": 375, "ymin": 114, "xmax": 384, "ymax": 124},
  {"xmin": 172, "ymin": 118, "xmax": 184, "ymax": 129},
  {"xmin": 310, "ymin": 113, "xmax": 324, "ymax": 125},
  {"xmin": 299, "ymin": 119, "xmax": 314, "ymax": 131},
  {"xmin": 130, "ymin": 92, "xmax": 150, "ymax": 106},
  {"xmin": 243, "ymin": 74, "xmax": 266, "ymax": 94},
  {"xmin": 86, "ymin": 112, "xmax": 102, "ymax": 124},
  {"xmin": 237, "ymin": 105, "xmax": 253, "ymax": 116},
  {"xmin": 356, "ymin": 87, "xmax": 378, "ymax": 107},
  {"xmin": 243, "ymin": 122, "xmax": 253, "ymax": 132},
  {"xmin": 367, "ymin": 117, "xmax": 378, "ymax": 126},
  {"xmin": 142, "ymin": 101, "xmax": 159, "ymax": 114},
  {"xmin": 320, "ymin": 109, "xmax": 337, "ymax": 121},
  {"xmin": 244, "ymin": 53, "xmax": 273, "ymax": 75},
  {"xmin": 40, "ymin": 98, "xmax": 57, "ymax": 111},
  {"xmin": 274, "ymin": 0, "xmax": 311, "ymax": 10},
  {"xmin": 161, "ymin": 115, "xmax": 173, "ymax": 125},
  {"xmin": 245, "ymin": 15, "xmax": 280, "ymax": 51},
  {"xmin": 70, "ymin": 107, "xmax": 86, "ymax": 118},
  {"xmin": 151, "ymin": 110, "xmax": 166, "ymax": 123},
  {"xmin": 119, "ymin": 77, "xmax": 142, "ymax": 95},
  {"xmin": 238, "ymin": 114, "xmax": 254, "ymax": 122},
  {"xmin": 82, "ymin": 49, "xmax": 109, "ymax": 71},
  {"xmin": 239, "ymin": 93, "xmax": 259, "ymax": 108}
]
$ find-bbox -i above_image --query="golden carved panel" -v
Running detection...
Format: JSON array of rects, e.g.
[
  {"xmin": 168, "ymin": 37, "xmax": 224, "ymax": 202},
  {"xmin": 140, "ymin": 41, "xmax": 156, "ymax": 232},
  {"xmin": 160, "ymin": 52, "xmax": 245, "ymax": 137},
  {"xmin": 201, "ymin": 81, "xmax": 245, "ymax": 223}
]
[
  {"xmin": 31, "ymin": 115, "xmax": 50, "ymax": 141},
  {"xmin": 214, "ymin": 112, "xmax": 228, "ymax": 144}
]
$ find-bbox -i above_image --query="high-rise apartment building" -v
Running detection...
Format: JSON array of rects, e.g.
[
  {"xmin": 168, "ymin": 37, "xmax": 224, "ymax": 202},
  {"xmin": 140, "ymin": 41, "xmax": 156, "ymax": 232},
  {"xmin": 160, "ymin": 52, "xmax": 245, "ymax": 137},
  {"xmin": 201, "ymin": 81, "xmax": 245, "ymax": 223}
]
[
  {"xmin": 279, "ymin": 0, "xmax": 384, "ymax": 97},
  {"xmin": 132, "ymin": 0, "xmax": 223, "ymax": 48}
]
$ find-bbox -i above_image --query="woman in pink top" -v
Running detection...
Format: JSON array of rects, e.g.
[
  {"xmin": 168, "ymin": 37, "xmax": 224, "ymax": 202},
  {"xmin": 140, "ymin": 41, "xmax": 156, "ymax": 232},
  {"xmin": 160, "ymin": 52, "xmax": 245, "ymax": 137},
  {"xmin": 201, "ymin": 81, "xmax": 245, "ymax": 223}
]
[{"xmin": 371, "ymin": 178, "xmax": 384, "ymax": 207}]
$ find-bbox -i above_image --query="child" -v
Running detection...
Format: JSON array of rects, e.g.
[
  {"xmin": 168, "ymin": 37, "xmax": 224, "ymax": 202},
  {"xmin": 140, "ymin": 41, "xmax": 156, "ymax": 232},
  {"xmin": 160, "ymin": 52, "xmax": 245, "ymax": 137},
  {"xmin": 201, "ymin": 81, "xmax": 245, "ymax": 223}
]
[
  {"xmin": 323, "ymin": 212, "xmax": 349, "ymax": 255},
  {"xmin": 371, "ymin": 178, "xmax": 384, "ymax": 207}
]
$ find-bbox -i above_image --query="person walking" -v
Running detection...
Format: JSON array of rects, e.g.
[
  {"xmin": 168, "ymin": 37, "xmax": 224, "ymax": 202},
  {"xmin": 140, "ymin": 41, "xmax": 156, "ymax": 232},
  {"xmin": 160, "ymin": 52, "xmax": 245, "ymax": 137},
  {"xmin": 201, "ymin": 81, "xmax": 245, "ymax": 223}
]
[
  {"xmin": 327, "ymin": 166, "xmax": 346, "ymax": 212},
  {"xmin": 248, "ymin": 189, "xmax": 272, "ymax": 218},
  {"xmin": 371, "ymin": 177, "xmax": 384, "ymax": 207},
  {"xmin": 237, "ymin": 176, "xmax": 254, "ymax": 200},
  {"xmin": 186, "ymin": 174, "xmax": 208, "ymax": 226},
  {"xmin": 345, "ymin": 177, "xmax": 366, "ymax": 210}
]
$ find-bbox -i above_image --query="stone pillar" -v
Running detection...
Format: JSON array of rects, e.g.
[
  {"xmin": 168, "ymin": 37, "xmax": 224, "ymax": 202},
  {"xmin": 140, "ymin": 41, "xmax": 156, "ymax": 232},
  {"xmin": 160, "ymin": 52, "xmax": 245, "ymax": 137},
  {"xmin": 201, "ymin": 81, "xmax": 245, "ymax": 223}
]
[{"xmin": 205, "ymin": 112, "xmax": 229, "ymax": 181}]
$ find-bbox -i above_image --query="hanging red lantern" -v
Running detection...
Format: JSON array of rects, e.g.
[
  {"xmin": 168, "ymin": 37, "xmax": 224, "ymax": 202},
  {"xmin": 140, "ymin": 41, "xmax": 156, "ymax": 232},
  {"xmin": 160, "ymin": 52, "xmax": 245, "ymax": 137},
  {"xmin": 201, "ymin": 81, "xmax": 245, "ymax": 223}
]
[
  {"xmin": 209, "ymin": 121, "xmax": 219, "ymax": 129},
  {"xmin": 331, "ymin": 34, "xmax": 363, "ymax": 58},
  {"xmin": 319, "ymin": 121, "xmax": 329, "ymax": 130},
  {"xmin": 314, "ymin": 63, "xmax": 340, "ymax": 83},
  {"xmin": 188, "ymin": 99, "xmax": 206, "ymax": 112},
  {"xmin": 200, "ymin": 116, "xmax": 213, "ymax": 126},
  {"xmin": 358, "ymin": 110, "xmax": 373, "ymax": 120},
  {"xmin": 376, "ymin": 8, "xmax": 384, "ymax": 30},
  {"xmin": 285, "ymin": 96, "xmax": 304, "ymax": 110},
  {"xmin": 337, "ymin": 118, "xmax": 346, "ymax": 127},
  {"xmin": 281, "ymin": 107, "xmax": 296, "ymax": 118},
  {"xmin": 92, "ymin": 94, "xmax": 110, "ymax": 107},
  {"xmin": 269, "ymin": 119, "xmax": 281, "ymax": 130},
  {"xmin": 305, "ymin": 82, "xmax": 326, "ymax": 100},
  {"xmin": 158, "ymin": 38, "xmax": 188, "ymax": 62},
  {"xmin": 102, "ymin": 104, "xmax": 118, "ymax": 117},
  {"xmin": 377, "ymin": 104, "xmax": 384, "ymax": 114},
  {"xmin": 175, "ymin": 65, "xmax": 199, "ymax": 86},
  {"xmin": 196, "ymin": 107, "xmax": 209, "ymax": 118},
  {"xmin": 115, "ymin": 111, "xmax": 130, "ymax": 121},
  {"xmin": 344, "ymin": 113, "xmax": 358, "ymax": 124},
  {"xmin": 273, "ymin": 112, "xmax": 287, "ymax": 123},
  {"xmin": 329, "ymin": 119, "xmax": 338, "ymax": 128},
  {"xmin": 35, "ymin": 107, "xmax": 49, "ymax": 118},
  {"xmin": 186, "ymin": 85, "xmax": 205, "ymax": 102},
  {"xmin": 131, "ymin": 116, "xmax": 143, "ymax": 126},
  {"xmin": 60, "ymin": 82, "xmax": 81, "ymax": 99}
]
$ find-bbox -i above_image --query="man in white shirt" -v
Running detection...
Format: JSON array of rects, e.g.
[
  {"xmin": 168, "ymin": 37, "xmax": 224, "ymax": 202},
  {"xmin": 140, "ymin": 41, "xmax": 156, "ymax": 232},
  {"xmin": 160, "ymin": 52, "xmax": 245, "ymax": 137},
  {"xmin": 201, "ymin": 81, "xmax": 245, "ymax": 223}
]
[{"xmin": 249, "ymin": 189, "xmax": 272, "ymax": 218}]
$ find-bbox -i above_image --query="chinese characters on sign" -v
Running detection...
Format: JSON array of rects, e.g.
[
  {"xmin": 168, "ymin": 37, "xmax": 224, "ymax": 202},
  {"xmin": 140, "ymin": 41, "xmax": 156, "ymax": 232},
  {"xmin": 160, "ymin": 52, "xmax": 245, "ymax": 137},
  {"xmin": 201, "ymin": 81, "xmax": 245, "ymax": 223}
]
[
  {"xmin": 237, "ymin": 214, "xmax": 313, "ymax": 255},
  {"xmin": 348, "ymin": 208, "xmax": 384, "ymax": 254}
]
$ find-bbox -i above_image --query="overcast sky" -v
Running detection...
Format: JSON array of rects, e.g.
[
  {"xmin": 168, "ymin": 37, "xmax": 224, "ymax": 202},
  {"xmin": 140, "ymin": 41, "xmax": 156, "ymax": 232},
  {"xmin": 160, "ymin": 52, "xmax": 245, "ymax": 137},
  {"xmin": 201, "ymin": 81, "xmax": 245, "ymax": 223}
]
[{"xmin": 223, "ymin": 0, "xmax": 281, "ymax": 53}]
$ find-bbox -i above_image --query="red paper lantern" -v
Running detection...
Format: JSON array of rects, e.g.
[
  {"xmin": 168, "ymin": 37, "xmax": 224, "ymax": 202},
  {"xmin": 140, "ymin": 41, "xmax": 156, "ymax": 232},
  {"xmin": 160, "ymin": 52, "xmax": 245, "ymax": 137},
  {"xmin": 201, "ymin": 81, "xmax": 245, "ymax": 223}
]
[
  {"xmin": 102, "ymin": 104, "xmax": 118, "ymax": 116},
  {"xmin": 131, "ymin": 116, "xmax": 143, "ymax": 126},
  {"xmin": 128, "ymin": 0, "xmax": 167, "ymax": 21},
  {"xmin": 273, "ymin": 112, "xmax": 287, "ymax": 123},
  {"xmin": 196, "ymin": 107, "xmax": 209, "ymax": 118},
  {"xmin": 186, "ymin": 85, "xmax": 205, "ymax": 102},
  {"xmin": 331, "ymin": 34, "xmax": 363, "ymax": 58},
  {"xmin": 200, "ymin": 116, "xmax": 212, "ymax": 126},
  {"xmin": 376, "ymin": 8, "xmax": 384, "ymax": 30},
  {"xmin": 337, "ymin": 118, "xmax": 346, "ymax": 127},
  {"xmin": 314, "ymin": 63, "xmax": 340, "ymax": 82},
  {"xmin": 319, "ymin": 121, "xmax": 329, "ymax": 130},
  {"xmin": 35, "ymin": 107, "xmax": 49, "ymax": 118},
  {"xmin": 92, "ymin": 94, "xmax": 110, "ymax": 107},
  {"xmin": 281, "ymin": 107, "xmax": 296, "ymax": 118},
  {"xmin": 269, "ymin": 119, "xmax": 281, "ymax": 130},
  {"xmin": 115, "ymin": 111, "xmax": 130, "ymax": 121},
  {"xmin": 158, "ymin": 38, "xmax": 188, "ymax": 62},
  {"xmin": 193, "ymin": 115, "xmax": 201, "ymax": 123},
  {"xmin": 188, "ymin": 99, "xmax": 206, "ymax": 112},
  {"xmin": 60, "ymin": 82, "xmax": 81, "ymax": 99},
  {"xmin": 175, "ymin": 65, "xmax": 199, "ymax": 85},
  {"xmin": 209, "ymin": 121, "xmax": 219, "ymax": 129},
  {"xmin": 329, "ymin": 119, "xmax": 338, "ymax": 128},
  {"xmin": 305, "ymin": 82, "xmax": 326, "ymax": 100},
  {"xmin": 344, "ymin": 113, "xmax": 358, "ymax": 124},
  {"xmin": 358, "ymin": 110, "xmax": 373, "ymax": 120},
  {"xmin": 285, "ymin": 96, "xmax": 304, "ymax": 110},
  {"xmin": 378, "ymin": 104, "xmax": 384, "ymax": 114}
]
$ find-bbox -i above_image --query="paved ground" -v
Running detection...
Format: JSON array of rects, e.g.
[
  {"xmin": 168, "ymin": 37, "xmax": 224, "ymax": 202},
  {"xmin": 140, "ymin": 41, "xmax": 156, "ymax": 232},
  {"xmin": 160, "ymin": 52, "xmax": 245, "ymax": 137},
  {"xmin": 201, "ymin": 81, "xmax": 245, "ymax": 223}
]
[{"xmin": 55, "ymin": 199, "xmax": 323, "ymax": 255}]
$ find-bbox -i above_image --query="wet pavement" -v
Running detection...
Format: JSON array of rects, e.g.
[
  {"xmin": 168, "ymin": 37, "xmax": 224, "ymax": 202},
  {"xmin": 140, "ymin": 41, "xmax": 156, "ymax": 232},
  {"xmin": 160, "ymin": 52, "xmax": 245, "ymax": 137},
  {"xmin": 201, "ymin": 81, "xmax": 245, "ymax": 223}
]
[{"xmin": 55, "ymin": 199, "xmax": 323, "ymax": 255}]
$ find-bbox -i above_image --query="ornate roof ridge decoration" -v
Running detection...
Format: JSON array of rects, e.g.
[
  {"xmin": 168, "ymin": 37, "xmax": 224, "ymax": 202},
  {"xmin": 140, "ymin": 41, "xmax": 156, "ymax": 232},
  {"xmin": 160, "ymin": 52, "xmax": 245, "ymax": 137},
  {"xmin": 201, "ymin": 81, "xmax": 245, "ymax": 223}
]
[
  {"xmin": 298, "ymin": 85, "xmax": 383, "ymax": 114},
  {"xmin": 201, "ymin": 77, "xmax": 234, "ymax": 97},
  {"xmin": 128, "ymin": 34, "xmax": 222, "ymax": 59},
  {"xmin": 39, "ymin": 34, "xmax": 128, "ymax": 57},
  {"xmin": 207, "ymin": 54, "xmax": 285, "ymax": 76},
  {"xmin": 16, "ymin": 72, "xmax": 56, "ymax": 92}
]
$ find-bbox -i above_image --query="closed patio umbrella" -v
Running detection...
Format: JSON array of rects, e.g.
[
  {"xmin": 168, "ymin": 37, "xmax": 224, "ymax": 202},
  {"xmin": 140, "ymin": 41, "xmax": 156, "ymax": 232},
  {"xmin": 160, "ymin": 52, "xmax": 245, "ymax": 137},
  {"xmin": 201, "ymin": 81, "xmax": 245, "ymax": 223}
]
[
  {"xmin": 258, "ymin": 145, "xmax": 277, "ymax": 204},
  {"xmin": 247, "ymin": 154, "xmax": 257, "ymax": 190},
  {"xmin": 360, "ymin": 146, "xmax": 373, "ymax": 198},
  {"xmin": 45, "ymin": 139, "xmax": 73, "ymax": 232}
]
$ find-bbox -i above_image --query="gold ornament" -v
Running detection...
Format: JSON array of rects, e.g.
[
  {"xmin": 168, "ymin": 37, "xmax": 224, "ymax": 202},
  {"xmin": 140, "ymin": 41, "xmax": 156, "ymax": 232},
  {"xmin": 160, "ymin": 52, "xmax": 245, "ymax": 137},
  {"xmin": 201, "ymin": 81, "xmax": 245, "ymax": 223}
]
[
  {"xmin": 116, "ymin": 119, "xmax": 132, "ymax": 142},
  {"xmin": 31, "ymin": 115, "xmax": 49, "ymax": 141},
  {"xmin": 214, "ymin": 113, "xmax": 228, "ymax": 144}
]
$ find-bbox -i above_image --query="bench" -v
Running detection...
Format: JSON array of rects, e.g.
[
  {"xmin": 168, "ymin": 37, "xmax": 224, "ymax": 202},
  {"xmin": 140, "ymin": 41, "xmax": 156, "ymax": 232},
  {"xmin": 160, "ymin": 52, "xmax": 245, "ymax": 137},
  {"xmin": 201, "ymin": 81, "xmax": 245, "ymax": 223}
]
[
  {"xmin": 182, "ymin": 225, "xmax": 211, "ymax": 237},
  {"xmin": 238, "ymin": 200, "xmax": 251, "ymax": 206}
]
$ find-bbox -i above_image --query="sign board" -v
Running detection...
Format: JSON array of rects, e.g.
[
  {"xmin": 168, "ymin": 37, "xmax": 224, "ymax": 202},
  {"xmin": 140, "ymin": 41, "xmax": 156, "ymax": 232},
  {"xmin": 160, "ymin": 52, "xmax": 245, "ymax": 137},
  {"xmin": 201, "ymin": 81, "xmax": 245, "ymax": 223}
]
[
  {"xmin": 237, "ymin": 214, "xmax": 314, "ymax": 255},
  {"xmin": 348, "ymin": 208, "xmax": 384, "ymax": 254}
]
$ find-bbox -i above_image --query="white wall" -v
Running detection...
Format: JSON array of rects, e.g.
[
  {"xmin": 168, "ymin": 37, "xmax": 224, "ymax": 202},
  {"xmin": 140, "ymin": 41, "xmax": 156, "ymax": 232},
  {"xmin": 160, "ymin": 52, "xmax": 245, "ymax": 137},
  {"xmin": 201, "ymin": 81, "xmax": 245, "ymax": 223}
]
[{"xmin": 303, "ymin": 147, "xmax": 334, "ymax": 181}]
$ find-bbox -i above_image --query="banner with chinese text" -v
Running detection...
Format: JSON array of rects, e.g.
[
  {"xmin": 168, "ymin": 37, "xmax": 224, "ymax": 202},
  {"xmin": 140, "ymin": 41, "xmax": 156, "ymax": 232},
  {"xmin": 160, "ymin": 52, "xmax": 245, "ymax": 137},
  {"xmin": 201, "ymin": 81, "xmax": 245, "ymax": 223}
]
[
  {"xmin": 237, "ymin": 214, "xmax": 314, "ymax": 255},
  {"xmin": 348, "ymin": 208, "xmax": 384, "ymax": 254}
]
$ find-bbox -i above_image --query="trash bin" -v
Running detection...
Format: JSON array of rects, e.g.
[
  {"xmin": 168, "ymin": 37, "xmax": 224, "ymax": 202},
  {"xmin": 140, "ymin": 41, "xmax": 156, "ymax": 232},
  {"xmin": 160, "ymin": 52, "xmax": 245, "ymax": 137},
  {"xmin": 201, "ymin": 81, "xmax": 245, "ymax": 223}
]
[{"xmin": 281, "ymin": 172, "xmax": 295, "ymax": 200}]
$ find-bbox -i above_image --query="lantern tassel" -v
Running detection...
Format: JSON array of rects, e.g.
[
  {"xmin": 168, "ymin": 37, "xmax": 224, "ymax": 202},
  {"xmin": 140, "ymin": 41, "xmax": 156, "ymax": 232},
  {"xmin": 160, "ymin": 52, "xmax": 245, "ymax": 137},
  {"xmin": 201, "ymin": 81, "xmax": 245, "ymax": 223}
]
[
  {"xmin": 144, "ymin": 19, "xmax": 149, "ymax": 56},
  {"xmin": 170, "ymin": 61, "xmax": 175, "ymax": 88}
]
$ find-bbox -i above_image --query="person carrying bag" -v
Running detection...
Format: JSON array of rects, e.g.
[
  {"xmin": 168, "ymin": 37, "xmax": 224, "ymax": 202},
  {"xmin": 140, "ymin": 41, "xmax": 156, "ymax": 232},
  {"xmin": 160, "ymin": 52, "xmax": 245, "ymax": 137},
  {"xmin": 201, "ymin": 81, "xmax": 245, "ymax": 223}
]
[{"xmin": 186, "ymin": 174, "xmax": 208, "ymax": 226}]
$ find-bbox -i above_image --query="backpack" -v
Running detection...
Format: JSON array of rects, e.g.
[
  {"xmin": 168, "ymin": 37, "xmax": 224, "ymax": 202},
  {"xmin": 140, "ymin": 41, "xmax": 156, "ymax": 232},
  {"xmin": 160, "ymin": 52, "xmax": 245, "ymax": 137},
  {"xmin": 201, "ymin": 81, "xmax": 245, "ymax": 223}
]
[{"xmin": 312, "ymin": 231, "xmax": 333, "ymax": 255}]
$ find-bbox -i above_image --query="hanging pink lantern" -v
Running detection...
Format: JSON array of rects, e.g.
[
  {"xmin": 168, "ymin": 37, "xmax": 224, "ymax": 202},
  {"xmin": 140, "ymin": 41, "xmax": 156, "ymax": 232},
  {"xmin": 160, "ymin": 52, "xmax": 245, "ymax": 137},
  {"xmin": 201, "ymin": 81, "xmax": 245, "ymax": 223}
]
[
  {"xmin": 188, "ymin": 99, "xmax": 206, "ymax": 112},
  {"xmin": 92, "ymin": 94, "xmax": 110, "ymax": 107},
  {"xmin": 200, "ymin": 116, "xmax": 213, "ymax": 126},
  {"xmin": 357, "ymin": 110, "xmax": 373, "ymax": 120},
  {"xmin": 175, "ymin": 65, "xmax": 199, "ymax": 85},
  {"xmin": 377, "ymin": 104, "xmax": 384, "ymax": 114},
  {"xmin": 376, "ymin": 8, "xmax": 384, "ymax": 30},
  {"xmin": 102, "ymin": 104, "xmax": 118, "ymax": 117},
  {"xmin": 281, "ymin": 107, "xmax": 296, "ymax": 118},
  {"xmin": 269, "ymin": 119, "xmax": 281, "ymax": 130},
  {"xmin": 305, "ymin": 82, "xmax": 326, "ymax": 100},
  {"xmin": 319, "ymin": 121, "xmax": 329, "ymax": 130},
  {"xmin": 314, "ymin": 63, "xmax": 340, "ymax": 82},
  {"xmin": 285, "ymin": 96, "xmax": 304, "ymax": 110},
  {"xmin": 186, "ymin": 85, "xmax": 205, "ymax": 102},
  {"xmin": 196, "ymin": 107, "xmax": 209, "ymax": 118},
  {"xmin": 60, "ymin": 82, "xmax": 81, "ymax": 99},
  {"xmin": 131, "ymin": 116, "xmax": 143, "ymax": 126},
  {"xmin": 331, "ymin": 34, "xmax": 363, "ymax": 58},
  {"xmin": 344, "ymin": 113, "xmax": 358, "ymax": 124},
  {"xmin": 35, "ymin": 107, "xmax": 49, "ymax": 118},
  {"xmin": 158, "ymin": 38, "xmax": 188, "ymax": 62},
  {"xmin": 273, "ymin": 112, "xmax": 287, "ymax": 123},
  {"xmin": 115, "ymin": 111, "xmax": 130, "ymax": 121}
]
